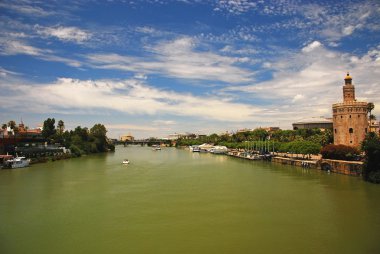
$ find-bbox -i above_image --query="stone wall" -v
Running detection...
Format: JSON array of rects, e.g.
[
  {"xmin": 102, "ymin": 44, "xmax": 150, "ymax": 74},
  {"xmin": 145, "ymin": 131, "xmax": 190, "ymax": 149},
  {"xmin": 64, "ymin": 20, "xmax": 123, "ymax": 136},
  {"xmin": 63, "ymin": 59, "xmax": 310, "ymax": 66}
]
[
  {"xmin": 271, "ymin": 156, "xmax": 363, "ymax": 176},
  {"xmin": 320, "ymin": 159, "xmax": 363, "ymax": 176}
]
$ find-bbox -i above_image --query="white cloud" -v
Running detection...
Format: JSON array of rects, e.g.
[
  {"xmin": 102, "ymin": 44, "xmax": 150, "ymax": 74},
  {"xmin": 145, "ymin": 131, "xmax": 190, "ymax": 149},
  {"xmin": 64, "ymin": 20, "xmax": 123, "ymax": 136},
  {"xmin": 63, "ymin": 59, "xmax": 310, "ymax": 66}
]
[
  {"xmin": 86, "ymin": 37, "xmax": 254, "ymax": 83},
  {"xmin": 0, "ymin": 2, "xmax": 55, "ymax": 17},
  {"xmin": 152, "ymin": 120, "xmax": 177, "ymax": 126},
  {"xmin": 0, "ymin": 67, "xmax": 20, "ymax": 77},
  {"xmin": 105, "ymin": 124, "xmax": 157, "ymax": 132},
  {"xmin": 225, "ymin": 44, "xmax": 380, "ymax": 127},
  {"xmin": 302, "ymin": 41, "xmax": 322, "ymax": 53},
  {"xmin": 0, "ymin": 77, "xmax": 261, "ymax": 122},
  {"xmin": 0, "ymin": 39, "xmax": 82, "ymax": 67},
  {"xmin": 0, "ymin": 40, "xmax": 45, "ymax": 56},
  {"xmin": 35, "ymin": 25, "xmax": 91, "ymax": 44},
  {"xmin": 292, "ymin": 94, "xmax": 305, "ymax": 103}
]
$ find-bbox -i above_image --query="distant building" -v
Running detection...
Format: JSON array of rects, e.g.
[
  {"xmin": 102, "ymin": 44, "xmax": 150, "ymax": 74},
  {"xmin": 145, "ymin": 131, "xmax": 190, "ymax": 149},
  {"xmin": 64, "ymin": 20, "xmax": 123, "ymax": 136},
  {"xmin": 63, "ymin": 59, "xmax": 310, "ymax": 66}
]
[
  {"xmin": 369, "ymin": 119, "xmax": 379, "ymax": 134},
  {"xmin": 0, "ymin": 122, "xmax": 44, "ymax": 154},
  {"xmin": 292, "ymin": 117, "xmax": 333, "ymax": 130},
  {"xmin": 236, "ymin": 128, "xmax": 252, "ymax": 133},
  {"xmin": 167, "ymin": 133, "xmax": 182, "ymax": 140},
  {"xmin": 120, "ymin": 134, "xmax": 134, "ymax": 142},
  {"xmin": 332, "ymin": 73, "xmax": 368, "ymax": 147},
  {"xmin": 263, "ymin": 127, "xmax": 281, "ymax": 132}
]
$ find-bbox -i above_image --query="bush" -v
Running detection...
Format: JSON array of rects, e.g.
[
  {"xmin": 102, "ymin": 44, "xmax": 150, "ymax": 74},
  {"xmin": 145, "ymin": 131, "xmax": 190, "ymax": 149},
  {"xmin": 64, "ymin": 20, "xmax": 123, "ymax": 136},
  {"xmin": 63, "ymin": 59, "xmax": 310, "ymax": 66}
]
[
  {"xmin": 320, "ymin": 144, "xmax": 360, "ymax": 161},
  {"xmin": 361, "ymin": 133, "xmax": 380, "ymax": 183},
  {"xmin": 69, "ymin": 144, "xmax": 84, "ymax": 157}
]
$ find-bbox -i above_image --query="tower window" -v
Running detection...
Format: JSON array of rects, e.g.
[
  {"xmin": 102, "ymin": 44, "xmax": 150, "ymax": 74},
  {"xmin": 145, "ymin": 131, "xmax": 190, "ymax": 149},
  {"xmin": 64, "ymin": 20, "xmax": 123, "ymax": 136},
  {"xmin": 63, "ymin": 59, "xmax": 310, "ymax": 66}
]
[
  {"xmin": 365, "ymin": 128, "xmax": 368, "ymax": 133},
  {"xmin": 334, "ymin": 129, "xmax": 337, "ymax": 134},
  {"xmin": 349, "ymin": 128, "xmax": 353, "ymax": 133},
  {"xmin": 349, "ymin": 115, "xmax": 351, "ymax": 118},
  {"xmin": 341, "ymin": 116, "xmax": 343, "ymax": 118},
  {"xmin": 358, "ymin": 115, "xmax": 360, "ymax": 118}
]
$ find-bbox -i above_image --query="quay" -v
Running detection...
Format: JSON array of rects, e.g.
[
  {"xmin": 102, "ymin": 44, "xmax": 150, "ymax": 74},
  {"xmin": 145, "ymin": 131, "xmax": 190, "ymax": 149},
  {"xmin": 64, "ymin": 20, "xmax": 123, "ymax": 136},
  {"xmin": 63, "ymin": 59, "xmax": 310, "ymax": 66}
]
[{"xmin": 225, "ymin": 148, "xmax": 363, "ymax": 176}]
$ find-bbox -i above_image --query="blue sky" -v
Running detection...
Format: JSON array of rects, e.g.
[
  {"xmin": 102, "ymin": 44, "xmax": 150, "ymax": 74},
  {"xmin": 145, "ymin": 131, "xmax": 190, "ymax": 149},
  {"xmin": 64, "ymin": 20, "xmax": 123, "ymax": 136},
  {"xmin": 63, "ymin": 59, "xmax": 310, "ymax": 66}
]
[{"xmin": 1, "ymin": 0, "xmax": 379, "ymax": 138}]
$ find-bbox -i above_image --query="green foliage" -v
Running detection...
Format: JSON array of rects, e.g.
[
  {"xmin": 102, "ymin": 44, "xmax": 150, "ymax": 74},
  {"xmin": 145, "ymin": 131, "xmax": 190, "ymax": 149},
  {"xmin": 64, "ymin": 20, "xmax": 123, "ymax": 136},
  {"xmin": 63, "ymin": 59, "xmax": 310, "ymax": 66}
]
[
  {"xmin": 69, "ymin": 144, "xmax": 84, "ymax": 157},
  {"xmin": 7, "ymin": 120, "xmax": 16, "ymax": 129},
  {"xmin": 279, "ymin": 140, "xmax": 321, "ymax": 156},
  {"xmin": 320, "ymin": 144, "xmax": 360, "ymax": 161},
  {"xmin": 42, "ymin": 118, "xmax": 56, "ymax": 140},
  {"xmin": 57, "ymin": 120, "xmax": 65, "ymax": 135},
  {"xmin": 176, "ymin": 128, "xmax": 328, "ymax": 155},
  {"xmin": 361, "ymin": 133, "xmax": 380, "ymax": 183},
  {"xmin": 40, "ymin": 118, "xmax": 113, "ymax": 156}
]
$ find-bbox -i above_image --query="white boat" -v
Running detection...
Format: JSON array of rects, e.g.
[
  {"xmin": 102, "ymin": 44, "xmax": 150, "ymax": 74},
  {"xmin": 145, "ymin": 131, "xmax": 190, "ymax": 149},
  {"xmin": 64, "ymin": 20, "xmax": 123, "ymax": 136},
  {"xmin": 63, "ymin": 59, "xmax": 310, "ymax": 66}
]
[
  {"xmin": 189, "ymin": 145, "xmax": 200, "ymax": 152},
  {"xmin": 198, "ymin": 143, "xmax": 214, "ymax": 152},
  {"xmin": 152, "ymin": 145, "xmax": 161, "ymax": 150},
  {"xmin": 5, "ymin": 156, "xmax": 30, "ymax": 169},
  {"xmin": 122, "ymin": 159, "xmax": 129, "ymax": 164},
  {"xmin": 210, "ymin": 146, "xmax": 228, "ymax": 154}
]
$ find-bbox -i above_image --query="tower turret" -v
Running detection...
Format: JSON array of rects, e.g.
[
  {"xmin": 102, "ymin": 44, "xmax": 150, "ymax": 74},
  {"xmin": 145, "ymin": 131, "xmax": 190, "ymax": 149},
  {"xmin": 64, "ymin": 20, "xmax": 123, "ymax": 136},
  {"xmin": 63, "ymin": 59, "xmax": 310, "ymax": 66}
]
[{"xmin": 343, "ymin": 72, "xmax": 355, "ymax": 102}]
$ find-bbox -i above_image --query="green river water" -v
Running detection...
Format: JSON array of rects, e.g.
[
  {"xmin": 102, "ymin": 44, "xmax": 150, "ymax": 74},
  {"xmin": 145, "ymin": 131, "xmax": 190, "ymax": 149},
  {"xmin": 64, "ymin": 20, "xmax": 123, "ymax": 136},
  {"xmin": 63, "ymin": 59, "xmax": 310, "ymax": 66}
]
[{"xmin": 1, "ymin": 146, "xmax": 379, "ymax": 254}]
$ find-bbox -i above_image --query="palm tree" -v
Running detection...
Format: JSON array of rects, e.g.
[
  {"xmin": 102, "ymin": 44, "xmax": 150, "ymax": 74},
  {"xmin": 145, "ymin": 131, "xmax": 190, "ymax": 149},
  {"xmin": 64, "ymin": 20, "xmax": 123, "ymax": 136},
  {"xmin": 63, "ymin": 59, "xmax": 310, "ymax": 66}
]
[
  {"xmin": 7, "ymin": 120, "xmax": 16, "ymax": 130},
  {"xmin": 57, "ymin": 120, "xmax": 65, "ymax": 135},
  {"xmin": 1, "ymin": 124, "xmax": 7, "ymax": 130},
  {"xmin": 367, "ymin": 103, "xmax": 375, "ymax": 132},
  {"xmin": 367, "ymin": 102, "xmax": 374, "ymax": 118}
]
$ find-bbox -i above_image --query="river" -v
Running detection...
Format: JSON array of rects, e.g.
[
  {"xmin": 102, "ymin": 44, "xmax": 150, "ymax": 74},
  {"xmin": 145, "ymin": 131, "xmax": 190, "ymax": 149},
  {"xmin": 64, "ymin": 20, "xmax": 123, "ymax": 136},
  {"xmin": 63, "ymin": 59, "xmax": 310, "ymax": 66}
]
[{"xmin": 1, "ymin": 146, "xmax": 379, "ymax": 254}]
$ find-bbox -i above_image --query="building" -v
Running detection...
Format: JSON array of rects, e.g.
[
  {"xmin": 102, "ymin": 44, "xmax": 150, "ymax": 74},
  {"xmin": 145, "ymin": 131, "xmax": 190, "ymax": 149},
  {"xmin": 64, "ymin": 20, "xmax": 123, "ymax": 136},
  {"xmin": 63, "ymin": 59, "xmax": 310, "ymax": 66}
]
[
  {"xmin": 292, "ymin": 117, "xmax": 333, "ymax": 130},
  {"xmin": 263, "ymin": 127, "xmax": 281, "ymax": 132},
  {"xmin": 120, "ymin": 134, "xmax": 134, "ymax": 142},
  {"xmin": 0, "ymin": 122, "xmax": 44, "ymax": 154},
  {"xmin": 332, "ymin": 73, "xmax": 368, "ymax": 147}
]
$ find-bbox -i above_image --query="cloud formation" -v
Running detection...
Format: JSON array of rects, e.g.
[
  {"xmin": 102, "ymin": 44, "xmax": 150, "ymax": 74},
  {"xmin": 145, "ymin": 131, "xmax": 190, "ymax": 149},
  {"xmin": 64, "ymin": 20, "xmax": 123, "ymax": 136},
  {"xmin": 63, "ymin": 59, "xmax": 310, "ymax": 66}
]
[
  {"xmin": 225, "ymin": 42, "xmax": 380, "ymax": 124},
  {"xmin": 0, "ymin": 77, "xmax": 260, "ymax": 122},
  {"xmin": 86, "ymin": 37, "xmax": 254, "ymax": 83},
  {"xmin": 35, "ymin": 25, "xmax": 92, "ymax": 44}
]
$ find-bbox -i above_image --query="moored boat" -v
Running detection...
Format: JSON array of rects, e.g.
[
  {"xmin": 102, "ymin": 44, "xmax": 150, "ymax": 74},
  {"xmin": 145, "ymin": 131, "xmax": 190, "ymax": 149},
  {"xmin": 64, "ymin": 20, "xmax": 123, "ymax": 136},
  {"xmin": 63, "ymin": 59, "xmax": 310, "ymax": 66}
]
[
  {"xmin": 4, "ymin": 156, "xmax": 30, "ymax": 169},
  {"xmin": 210, "ymin": 146, "xmax": 228, "ymax": 154},
  {"xmin": 189, "ymin": 145, "xmax": 200, "ymax": 152}
]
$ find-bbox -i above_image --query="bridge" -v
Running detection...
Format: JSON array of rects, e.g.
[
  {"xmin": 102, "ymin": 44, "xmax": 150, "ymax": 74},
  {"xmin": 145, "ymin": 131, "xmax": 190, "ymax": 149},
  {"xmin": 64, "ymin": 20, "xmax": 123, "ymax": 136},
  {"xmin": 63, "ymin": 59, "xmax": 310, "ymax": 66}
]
[{"xmin": 115, "ymin": 139, "xmax": 172, "ymax": 146}]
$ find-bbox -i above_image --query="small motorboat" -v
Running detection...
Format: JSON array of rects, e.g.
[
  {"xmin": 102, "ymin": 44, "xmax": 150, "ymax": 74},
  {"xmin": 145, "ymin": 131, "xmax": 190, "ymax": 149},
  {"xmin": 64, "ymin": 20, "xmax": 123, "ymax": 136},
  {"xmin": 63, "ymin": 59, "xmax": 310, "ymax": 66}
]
[
  {"xmin": 122, "ymin": 159, "xmax": 129, "ymax": 164},
  {"xmin": 152, "ymin": 145, "xmax": 161, "ymax": 150}
]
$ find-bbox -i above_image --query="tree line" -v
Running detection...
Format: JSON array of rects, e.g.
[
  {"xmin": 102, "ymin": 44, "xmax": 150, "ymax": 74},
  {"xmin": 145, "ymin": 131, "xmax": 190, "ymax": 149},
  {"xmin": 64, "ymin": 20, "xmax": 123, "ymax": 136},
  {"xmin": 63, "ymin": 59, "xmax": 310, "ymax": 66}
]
[
  {"xmin": 2, "ymin": 118, "xmax": 115, "ymax": 157},
  {"xmin": 177, "ymin": 128, "xmax": 332, "ymax": 157}
]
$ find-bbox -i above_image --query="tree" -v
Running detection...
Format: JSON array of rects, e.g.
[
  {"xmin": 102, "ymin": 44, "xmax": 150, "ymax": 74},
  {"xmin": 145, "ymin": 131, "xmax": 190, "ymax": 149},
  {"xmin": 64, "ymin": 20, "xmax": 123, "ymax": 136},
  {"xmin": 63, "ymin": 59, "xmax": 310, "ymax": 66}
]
[
  {"xmin": 57, "ymin": 120, "xmax": 65, "ymax": 135},
  {"xmin": 361, "ymin": 133, "xmax": 380, "ymax": 183},
  {"xmin": 7, "ymin": 120, "xmax": 16, "ymax": 129},
  {"xmin": 367, "ymin": 102, "xmax": 374, "ymax": 115},
  {"xmin": 42, "ymin": 118, "xmax": 56, "ymax": 140},
  {"xmin": 1, "ymin": 123, "xmax": 7, "ymax": 130},
  {"xmin": 320, "ymin": 144, "xmax": 360, "ymax": 161},
  {"xmin": 90, "ymin": 124, "xmax": 108, "ymax": 152},
  {"xmin": 7, "ymin": 120, "xmax": 18, "ymax": 134}
]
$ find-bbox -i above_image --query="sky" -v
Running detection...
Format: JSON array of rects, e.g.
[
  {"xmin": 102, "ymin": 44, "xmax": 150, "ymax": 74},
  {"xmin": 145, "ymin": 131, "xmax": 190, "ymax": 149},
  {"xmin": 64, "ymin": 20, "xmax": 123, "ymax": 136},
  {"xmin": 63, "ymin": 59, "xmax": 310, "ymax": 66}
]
[{"xmin": 0, "ymin": 0, "xmax": 379, "ymax": 139}]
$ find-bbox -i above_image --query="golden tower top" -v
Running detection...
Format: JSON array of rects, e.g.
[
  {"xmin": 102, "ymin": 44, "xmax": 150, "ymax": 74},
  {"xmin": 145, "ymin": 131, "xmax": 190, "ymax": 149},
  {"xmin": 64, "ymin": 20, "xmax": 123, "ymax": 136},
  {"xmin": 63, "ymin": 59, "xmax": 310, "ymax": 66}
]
[{"xmin": 344, "ymin": 72, "xmax": 352, "ymax": 85}]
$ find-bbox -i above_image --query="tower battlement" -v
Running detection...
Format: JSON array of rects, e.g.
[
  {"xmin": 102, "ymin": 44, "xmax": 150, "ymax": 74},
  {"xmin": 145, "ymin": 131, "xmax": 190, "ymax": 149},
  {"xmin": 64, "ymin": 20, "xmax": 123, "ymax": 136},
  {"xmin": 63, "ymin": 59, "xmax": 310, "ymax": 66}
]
[{"xmin": 332, "ymin": 73, "xmax": 368, "ymax": 147}]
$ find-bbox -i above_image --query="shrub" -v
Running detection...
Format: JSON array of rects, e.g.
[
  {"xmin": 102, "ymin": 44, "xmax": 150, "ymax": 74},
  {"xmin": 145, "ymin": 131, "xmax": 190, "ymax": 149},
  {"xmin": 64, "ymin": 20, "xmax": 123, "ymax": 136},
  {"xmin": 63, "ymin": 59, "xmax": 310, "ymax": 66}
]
[
  {"xmin": 320, "ymin": 144, "xmax": 360, "ymax": 161},
  {"xmin": 69, "ymin": 144, "xmax": 84, "ymax": 157},
  {"xmin": 361, "ymin": 133, "xmax": 380, "ymax": 183}
]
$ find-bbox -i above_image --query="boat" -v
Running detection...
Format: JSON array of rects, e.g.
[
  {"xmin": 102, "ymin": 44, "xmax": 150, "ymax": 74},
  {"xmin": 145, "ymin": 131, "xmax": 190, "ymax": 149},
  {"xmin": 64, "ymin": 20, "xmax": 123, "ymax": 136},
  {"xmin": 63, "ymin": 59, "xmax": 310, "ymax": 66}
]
[
  {"xmin": 122, "ymin": 159, "xmax": 129, "ymax": 164},
  {"xmin": 198, "ymin": 143, "xmax": 214, "ymax": 152},
  {"xmin": 4, "ymin": 156, "xmax": 30, "ymax": 169},
  {"xmin": 189, "ymin": 145, "xmax": 200, "ymax": 152},
  {"xmin": 152, "ymin": 145, "xmax": 161, "ymax": 150},
  {"xmin": 210, "ymin": 146, "xmax": 228, "ymax": 154}
]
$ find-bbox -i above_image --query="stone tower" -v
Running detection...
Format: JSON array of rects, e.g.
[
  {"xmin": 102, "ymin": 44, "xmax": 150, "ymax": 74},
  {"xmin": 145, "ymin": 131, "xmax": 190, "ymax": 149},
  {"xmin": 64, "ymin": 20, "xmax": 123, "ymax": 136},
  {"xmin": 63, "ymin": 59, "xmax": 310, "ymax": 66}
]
[{"xmin": 332, "ymin": 73, "xmax": 368, "ymax": 147}]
